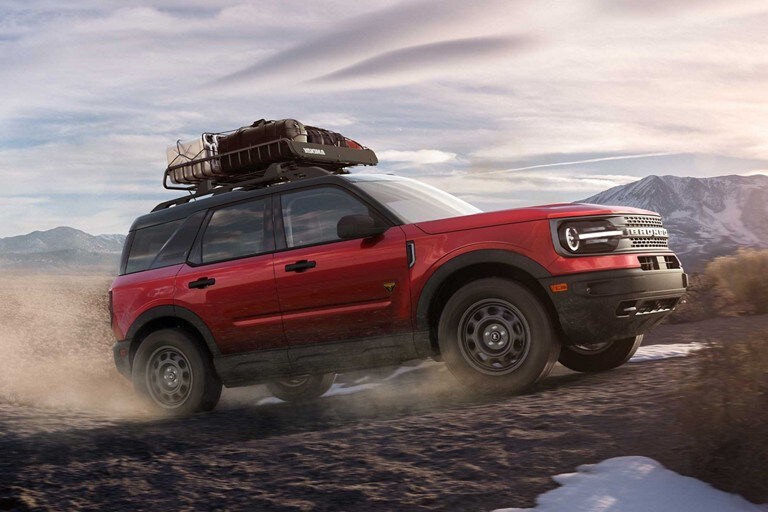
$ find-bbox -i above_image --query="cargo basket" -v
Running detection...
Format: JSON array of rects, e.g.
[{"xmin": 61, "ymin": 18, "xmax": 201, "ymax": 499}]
[{"xmin": 164, "ymin": 137, "xmax": 378, "ymax": 191}]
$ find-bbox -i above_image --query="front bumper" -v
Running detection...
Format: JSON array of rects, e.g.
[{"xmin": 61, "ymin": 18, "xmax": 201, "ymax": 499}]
[
  {"xmin": 541, "ymin": 267, "xmax": 687, "ymax": 345},
  {"xmin": 113, "ymin": 339, "xmax": 132, "ymax": 380}
]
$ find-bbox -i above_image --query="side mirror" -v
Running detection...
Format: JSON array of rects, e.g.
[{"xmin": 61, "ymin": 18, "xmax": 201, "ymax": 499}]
[{"xmin": 337, "ymin": 214, "xmax": 388, "ymax": 240}]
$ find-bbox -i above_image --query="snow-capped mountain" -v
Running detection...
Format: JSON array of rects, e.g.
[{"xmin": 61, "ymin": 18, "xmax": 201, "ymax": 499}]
[
  {"xmin": 582, "ymin": 174, "xmax": 768, "ymax": 269},
  {"xmin": 0, "ymin": 227, "xmax": 125, "ymax": 272}
]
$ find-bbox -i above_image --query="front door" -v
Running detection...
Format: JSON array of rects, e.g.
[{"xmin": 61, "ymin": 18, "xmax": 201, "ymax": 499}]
[{"xmin": 273, "ymin": 185, "xmax": 412, "ymax": 346}]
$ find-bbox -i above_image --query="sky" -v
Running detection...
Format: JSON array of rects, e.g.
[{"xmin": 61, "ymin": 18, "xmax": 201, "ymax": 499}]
[{"xmin": 1, "ymin": 0, "xmax": 767, "ymax": 237}]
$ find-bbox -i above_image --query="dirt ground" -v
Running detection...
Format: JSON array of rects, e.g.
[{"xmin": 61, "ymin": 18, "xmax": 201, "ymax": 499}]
[{"xmin": 1, "ymin": 274, "xmax": 767, "ymax": 511}]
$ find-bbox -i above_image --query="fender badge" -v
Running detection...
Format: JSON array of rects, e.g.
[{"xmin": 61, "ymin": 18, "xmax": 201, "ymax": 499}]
[{"xmin": 383, "ymin": 282, "xmax": 396, "ymax": 293}]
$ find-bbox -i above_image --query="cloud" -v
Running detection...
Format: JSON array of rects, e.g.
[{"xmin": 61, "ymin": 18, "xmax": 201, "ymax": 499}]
[
  {"xmin": 378, "ymin": 149, "xmax": 457, "ymax": 165},
  {"xmin": 211, "ymin": 0, "xmax": 519, "ymax": 87},
  {"xmin": 412, "ymin": 170, "xmax": 642, "ymax": 211},
  {"xmin": 309, "ymin": 37, "xmax": 531, "ymax": 88}
]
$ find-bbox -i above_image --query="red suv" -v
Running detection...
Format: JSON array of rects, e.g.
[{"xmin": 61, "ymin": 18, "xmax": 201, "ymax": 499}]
[{"xmin": 111, "ymin": 163, "xmax": 686, "ymax": 414}]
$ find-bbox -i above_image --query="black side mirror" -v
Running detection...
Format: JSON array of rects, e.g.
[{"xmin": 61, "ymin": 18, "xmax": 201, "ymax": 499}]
[{"xmin": 337, "ymin": 214, "xmax": 388, "ymax": 240}]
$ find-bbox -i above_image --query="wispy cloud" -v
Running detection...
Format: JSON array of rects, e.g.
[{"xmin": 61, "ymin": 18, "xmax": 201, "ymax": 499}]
[
  {"xmin": 311, "ymin": 37, "xmax": 531, "ymax": 86},
  {"xmin": 479, "ymin": 152, "xmax": 678, "ymax": 174},
  {"xmin": 210, "ymin": 0, "xmax": 520, "ymax": 88}
]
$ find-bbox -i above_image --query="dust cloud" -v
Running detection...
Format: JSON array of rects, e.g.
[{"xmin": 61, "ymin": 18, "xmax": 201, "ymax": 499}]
[
  {"xmin": 0, "ymin": 273, "xmax": 144, "ymax": 415},
  {"xmin": 0, "ymin": 272, "xmax": 462, "ymax": 418}
]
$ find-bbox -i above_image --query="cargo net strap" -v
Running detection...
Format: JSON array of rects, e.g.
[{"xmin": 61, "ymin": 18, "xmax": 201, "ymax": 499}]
[{"xmin": 164, "ymin": 137, "xmax": 378, "ymax": 191}]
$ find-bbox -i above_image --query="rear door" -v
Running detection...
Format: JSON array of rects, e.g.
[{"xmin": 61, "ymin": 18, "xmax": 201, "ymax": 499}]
[
  {"xmin": 273, "ymin": 185, "xmax": 412, "ymax": 346},
  {"xmin": 174, "ymin": 196, "xmax": 284, "ymax": 355}
]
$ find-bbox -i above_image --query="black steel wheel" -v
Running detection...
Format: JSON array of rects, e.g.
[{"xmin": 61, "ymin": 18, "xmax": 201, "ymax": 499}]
[
  {"xmin": 558, "ymin": 335, "xmax": 643, "ymax": 373},
  {"xmin": 438, "ymin": 279, "xmax": 560, "ymax": 394},
  {"xmin": 266, "ymin": 373, "xmax": 336, "ymax": 402},
  {"xmin": 132, "ymin": 328, "xmax": 222, "ymax": 415}
]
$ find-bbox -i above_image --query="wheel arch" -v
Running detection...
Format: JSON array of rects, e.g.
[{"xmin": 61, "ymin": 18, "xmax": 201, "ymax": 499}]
[
  {"xmin": 416, "ymin": 250, "xmax": 562, "ymax": 354},
  {"xmin": 126, "ymin": 305, "xmax": 221, "ymax": 366}
]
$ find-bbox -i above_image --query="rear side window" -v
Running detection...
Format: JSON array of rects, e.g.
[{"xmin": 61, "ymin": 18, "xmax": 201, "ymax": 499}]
[
  {"xmin": 125, "ymin": 220, "xmax": 184, "ymax": 274},
  {"xmin": 201, "ymin": 198, "xmax": 272, "ymax": 264}
]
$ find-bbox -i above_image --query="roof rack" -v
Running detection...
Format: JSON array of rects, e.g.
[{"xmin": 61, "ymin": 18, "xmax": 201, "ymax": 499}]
[
  {"xmin": 163, "ymin": 137, "xmax": 377, "ymax": 192},
  {"xmin": 152, "ymin": 162, "xmax": 342, "ymax": 212}
]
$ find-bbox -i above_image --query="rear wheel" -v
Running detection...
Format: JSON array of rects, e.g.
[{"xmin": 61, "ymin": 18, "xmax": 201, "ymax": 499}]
[
  {"xmin": 266, "ymin": 373, "xmax": 336, "ymax": 402},
  {"xmin": 438, "ymin": 279, "xmax": 560, "ymax": 394},
  {"xmin": 132, "ymin": 328, "xmax": 222, "ymax": 415},
  {"xmin": 558, "ymin": 335, "xmax": 643, "ymax": 372}
]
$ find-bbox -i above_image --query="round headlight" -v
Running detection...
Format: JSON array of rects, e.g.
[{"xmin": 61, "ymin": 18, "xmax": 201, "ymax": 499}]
[
  {"xmin": 557, "ymin": 219, "xmax": 622, "ymax": 254},
  {"xmin": 564, "ymin": 227, "xmax": 580, "ymax": 252}
]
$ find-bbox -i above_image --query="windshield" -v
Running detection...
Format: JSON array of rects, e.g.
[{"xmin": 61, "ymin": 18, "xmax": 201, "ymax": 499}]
[{"xmin": 348, "ymin": 174, "xmax": 481, "ymax": 223}]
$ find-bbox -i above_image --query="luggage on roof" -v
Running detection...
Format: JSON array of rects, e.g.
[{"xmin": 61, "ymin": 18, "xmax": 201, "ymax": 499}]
[{"xmin": 164, "ymin": 118, "xmax": 377, "ymax": 191}]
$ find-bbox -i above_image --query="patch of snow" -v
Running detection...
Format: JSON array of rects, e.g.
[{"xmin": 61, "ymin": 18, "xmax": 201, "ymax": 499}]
[
  {"xmin": 494, "ymin": 456, "xmax": 767, "ymax": 512},
  {"xmin": 256, "ymin": 396, "xmax": 284, "ymax": 405},
  {"xmin": 325, "ymin": 382, "xmax": 381, "ymax": 396},
  {"xmin": 383, "ymin": 360, "xmax": 441, "ymax": 381},
  {"xmin": 630, "ymin": 343, "xmax": 705, "ymax": 362}
]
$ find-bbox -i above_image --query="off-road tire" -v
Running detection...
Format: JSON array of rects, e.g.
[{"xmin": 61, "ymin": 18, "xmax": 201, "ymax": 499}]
[
  {"xmin": 132, "ymin": 328, "xmax": 222, "ymax": 415},
  {"xmin": 558, "ymin": 335, "xmax": 643, "ymax": 373},
  {"xmin": 438, "ymin": 278, "xmax": 560, "ymax": 394},
  {"xmin": 267, "ymin": 373, "xmax": 336, "ymax": 402}
]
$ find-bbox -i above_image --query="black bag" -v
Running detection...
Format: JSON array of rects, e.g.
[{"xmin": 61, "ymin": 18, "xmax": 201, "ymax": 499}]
[
  {"xmin": 305, "ymin": 125, "xmax": 349, "ymax": 147},
  {"xmin": 217, "ymin": 119, "xmax": 307, "ymax": 172},
  {"xmin": 218, "ymin": 119, "xmax": 307, "ymax": 153}
]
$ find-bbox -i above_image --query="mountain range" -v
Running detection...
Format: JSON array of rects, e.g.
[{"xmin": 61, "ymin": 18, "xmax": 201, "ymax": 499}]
[
  {"xmin": 0, "ymin": 227, "xmax": 125, "ymax": 273},
  {"xmin": 1, "ymin": 174, "xmax": 765, "ymax": 273},
  {"xmin": 582, "ymin": 174, "xmax": 768, "ymax": 270}
]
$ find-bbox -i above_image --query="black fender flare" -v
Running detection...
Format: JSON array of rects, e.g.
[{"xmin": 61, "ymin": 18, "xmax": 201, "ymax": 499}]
[
  {"xmin": 125, "ymin": 305, "xmax": 221, "ymax": 357},
  {"xmin": 415, "ymin": 249, "xmax": 552, "ymax": 332}
]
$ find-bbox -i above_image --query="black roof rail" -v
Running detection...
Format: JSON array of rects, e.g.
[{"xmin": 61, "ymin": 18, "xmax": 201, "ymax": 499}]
[{"xmin": 151, "ymin": 162, "xmax": 340, "ymax": 212}]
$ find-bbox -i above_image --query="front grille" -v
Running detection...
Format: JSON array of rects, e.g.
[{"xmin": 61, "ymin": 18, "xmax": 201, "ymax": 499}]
[
  {"xmin": 624, "ymin": 215, "xmax": 663, "ymax": 228},
  {"xmin": 631, "ymin": 237, "xmax": 669, "ymax": 249},
  {"xmin": 622, "ymin": 215, "xmax": 669, "ymax": 250}
]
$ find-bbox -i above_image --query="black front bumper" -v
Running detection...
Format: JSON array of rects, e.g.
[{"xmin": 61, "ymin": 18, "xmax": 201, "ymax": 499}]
[
  {"xmin": 113, "ymin": 339, "xmax": 132, "ymax": 380},
  {"xmin": 541, "ymin": 267, "xmax": 687, "ymax": 345}
]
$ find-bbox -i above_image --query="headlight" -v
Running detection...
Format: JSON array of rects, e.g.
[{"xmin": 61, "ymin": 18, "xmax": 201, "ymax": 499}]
[{"xmin": 557, "ymin": 219, "xmax": 623, "ymax": 254}]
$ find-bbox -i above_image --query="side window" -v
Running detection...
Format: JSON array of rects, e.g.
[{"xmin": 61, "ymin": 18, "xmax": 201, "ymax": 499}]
[
  {"xmin": 201, "ymin": 198, "xmax": 272, "ymax": 263},
  {"xmin": 125, "ymin": 220, "xmax": 184, "ymax": 274},
  {"xmin": 281, "ymin": 187, "xmax": 371, "ymax": 248}
]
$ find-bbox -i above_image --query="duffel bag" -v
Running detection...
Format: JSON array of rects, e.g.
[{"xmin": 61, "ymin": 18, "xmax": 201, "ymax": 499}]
[
  {"xmin": 217, "ymin": 118, "xmax": 308, "ymax": 172},
  {"xmin": 305, "ymin": 125, "xmax": 363, "ymax": 149}
]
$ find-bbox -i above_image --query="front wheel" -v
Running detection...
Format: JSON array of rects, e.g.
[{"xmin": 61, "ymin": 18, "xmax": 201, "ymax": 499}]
[
  {"xmin": 266, "ymin": 373, "xmax": 336, "ymax": 402},
  {"xmin": 132, "ymin": 328, "xmax": 222, "ymax": 415},
  {"xmin": 558, "ymin": 335, "xmax": 643, "ymax": 373},
  {"xmin": 438, "ymin": 279, "xmax": 560, "ymax": 394}
]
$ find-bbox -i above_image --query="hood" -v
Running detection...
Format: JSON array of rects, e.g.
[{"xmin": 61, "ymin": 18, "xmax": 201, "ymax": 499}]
[{"xmin": 414, "ymin": 202, "xmax": 659, "ymax": 235}]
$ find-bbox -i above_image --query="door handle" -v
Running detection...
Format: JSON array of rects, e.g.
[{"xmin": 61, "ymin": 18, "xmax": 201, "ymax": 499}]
[
  {"xmin": 188, "ymin": 277, "xmax": 216, "ymax": 289},
  {"xmin": 285, "ymin": 260, "xmax": 317, "ymax": 273}
]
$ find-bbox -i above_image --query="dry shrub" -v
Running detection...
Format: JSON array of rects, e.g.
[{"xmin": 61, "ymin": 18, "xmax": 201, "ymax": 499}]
[
  {"xmin": 666, "ymin": 272, "xmax": 721, "ymax": 323},
  {"xmin": 706, "ymin": 248, "xmax": 768, "ymax": 314},
  {"xmin": 678, "ymin": 334, "xmax": 768, "ymax": 503}
]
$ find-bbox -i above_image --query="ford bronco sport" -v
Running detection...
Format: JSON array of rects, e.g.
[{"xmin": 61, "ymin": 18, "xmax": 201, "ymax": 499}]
[{"xmin": 110, "ymin": 124, "xmax": 687, "ymax": 414}]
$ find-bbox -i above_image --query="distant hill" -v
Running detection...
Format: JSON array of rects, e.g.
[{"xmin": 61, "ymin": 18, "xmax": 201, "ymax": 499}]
[
  {"xmin": 582, "ymin": 174, "xmax": 768, "ymax": 270},
  {"xmin": 0, "ymin": 227, "xmax": 125, "ymax": 273}
]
